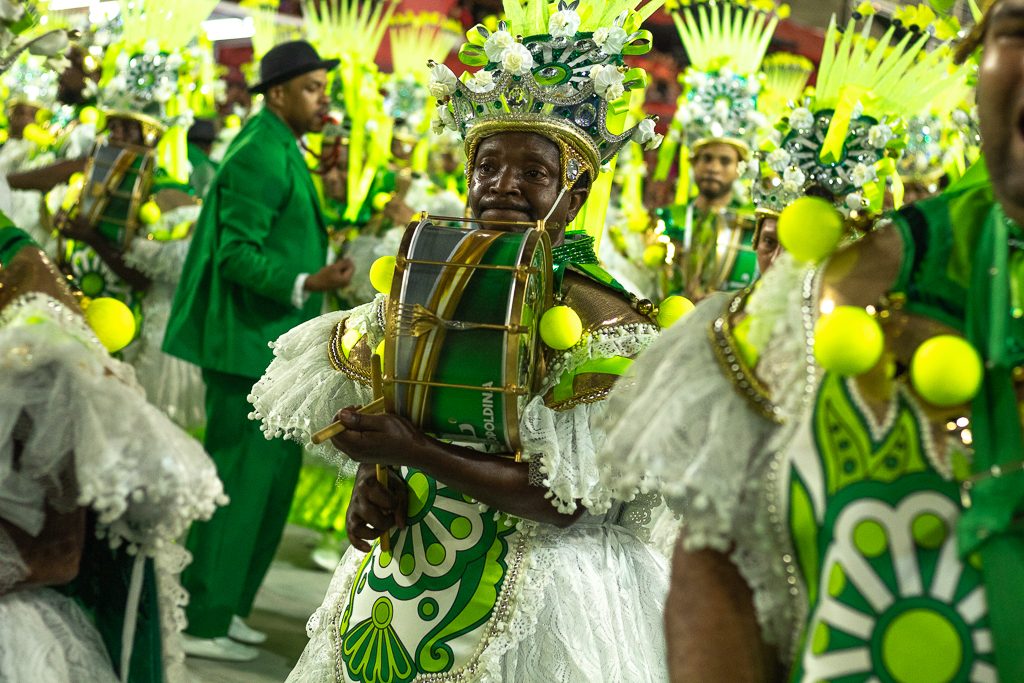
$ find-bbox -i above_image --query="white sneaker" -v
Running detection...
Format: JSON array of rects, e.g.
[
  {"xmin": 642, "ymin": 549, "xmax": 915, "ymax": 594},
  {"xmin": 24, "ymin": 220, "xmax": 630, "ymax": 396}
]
[
  {"xmin": 228, "ymin": 615, "xmax": 268, "ymax": 645},
  {"xmin": 181, "ymin": 634, "xmax": 259, "ymax": 662}
]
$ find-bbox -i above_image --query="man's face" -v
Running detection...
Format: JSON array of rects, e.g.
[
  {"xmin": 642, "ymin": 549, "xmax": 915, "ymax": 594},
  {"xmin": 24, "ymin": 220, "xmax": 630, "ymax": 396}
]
[
  {"xmin": 269, "ymin": 69, "xmax": 329, "ymax": 137},
  {"xmin": 755, "ymin": 215, "xmax": 782, "ymax": 275},
  {"xmin": 107, "ymin": 116, "xmax": 145, "ymax": 147},
  {"xmin": 7, "ymin": 103, "xmax": 39, "ymax": 139},
  {"xmin": 979, "ymin": 0, "xmax": 1024, "ymax": 221},
  {"xmin": 692, "ymin": 142, "xmax": 741, "ymax": 201},
  {"xmin": 439, "ymin": 150, "xmax": 461, "ymax": 175},
  {"xmin": 323, "ymin": 143, "xmax": 349, "ymax": 203},
  {"xmin": 466, "ymin": 132, "xmax": 589, "ymax": 241}
]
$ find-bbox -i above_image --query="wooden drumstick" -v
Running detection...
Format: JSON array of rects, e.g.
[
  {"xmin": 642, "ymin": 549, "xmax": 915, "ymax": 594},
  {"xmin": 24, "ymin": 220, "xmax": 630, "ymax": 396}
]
[
  {"xmin": 310, "ymin": 396, "xmax": 385, "ymax": 444},
  {"xmin": 369, "ymin": 356, "xmax": 391, "ymax": 553}
]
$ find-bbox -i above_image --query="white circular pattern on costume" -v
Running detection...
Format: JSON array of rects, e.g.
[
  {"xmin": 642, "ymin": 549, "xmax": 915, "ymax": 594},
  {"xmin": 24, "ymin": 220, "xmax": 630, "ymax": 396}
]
[{"xmin": 801, "ymin": 491, "xmax": 995, "ymax": 683}]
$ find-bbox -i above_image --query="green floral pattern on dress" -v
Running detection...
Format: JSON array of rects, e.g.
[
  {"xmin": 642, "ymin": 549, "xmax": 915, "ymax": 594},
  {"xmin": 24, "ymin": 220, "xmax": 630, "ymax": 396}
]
[
  {"xmin": 787, "ymin": 374, "xmax": 996, "ymax": 683},
  {"xmin": 338, "ymin": 467, "xmax": 519, "ymax": 682}
]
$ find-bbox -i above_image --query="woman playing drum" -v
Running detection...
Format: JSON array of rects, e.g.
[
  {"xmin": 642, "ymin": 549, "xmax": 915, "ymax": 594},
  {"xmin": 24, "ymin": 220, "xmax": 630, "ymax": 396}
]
[{"xmin": 250, "ymin": 3, "xmax": 674, "ymax": 679}]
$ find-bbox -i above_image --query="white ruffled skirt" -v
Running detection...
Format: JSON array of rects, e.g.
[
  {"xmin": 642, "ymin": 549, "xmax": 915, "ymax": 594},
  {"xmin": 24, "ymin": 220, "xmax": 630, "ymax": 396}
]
[
  {"xmin": 0, "ymin": 588, "xmax": 118, "ymax": 683},
  {"xmin": 288, "ymin": 521, "xmax": 669, "ymax": 683}
]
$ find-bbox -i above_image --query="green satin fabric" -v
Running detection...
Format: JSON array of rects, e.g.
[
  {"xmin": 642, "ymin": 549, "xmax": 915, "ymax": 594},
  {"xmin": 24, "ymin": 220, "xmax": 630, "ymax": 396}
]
[
  {"xmin": 959, "ymin": 202, "xmax": 1024, "ymax": 683},
  {"xmin": 0, "ymin": 221, "xmax": 30, "ymax": 267}
]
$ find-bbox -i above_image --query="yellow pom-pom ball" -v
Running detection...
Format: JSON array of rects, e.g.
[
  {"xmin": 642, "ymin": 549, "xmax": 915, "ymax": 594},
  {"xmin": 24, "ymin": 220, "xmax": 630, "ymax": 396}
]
[
  {"xmin": 910, "ymin": 335, "xmax": 983, "ymax": 407},
  {"xmin": 372, "ymin": 191, "xmax": 394, "ymax": 213},
  {"xmin": 84, "ymin": 297, "xmax": 136, "ymax": 352},
  {"xmin": 224, "ymin": 114, "xmax": 242, "ymax": 129},
  {"xmin": 369, "ymin": 255, "xmax": 396, "ymax": 294},
  {"xmin": 67, "ymin": 172, "xmax": 85, "ymax": 191},
  {"xmin": 78, "ymin": 106, "xmax": 99, "ymax": 126},
  {"xmin": 778, "ymin": 196, "xmax": 844, "ymax": 263},
  {"xmin": 22, "ymin": 123, "xmax": 53, "ymax": 147},
  {"xmin": 540, "ymin": 305, "xmax": 583, "ymax": 350},
  {"xmin": 642, "ymin": 243, "xmax": 667, "ymax": 267},
  {"xmin": 656, "ymin": 295, "xmax": 695, "ymax": 328},
  {"xmin": 374, "ymin": 338, "xmax": 386, "ymax": 371},
  {"xmin": 814, "ymin": 306, "xmax": 884, "ymax": 376},
  {"xmin": 62, "ymin": 173, "xmax": 85, "ymax": 211},
  {"xmin": 139, "ymin": 200, "xmax": 162, "ymax": 226}
]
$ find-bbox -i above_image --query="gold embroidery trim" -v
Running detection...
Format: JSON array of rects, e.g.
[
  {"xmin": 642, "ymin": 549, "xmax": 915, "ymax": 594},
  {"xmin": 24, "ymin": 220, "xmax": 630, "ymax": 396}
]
[
  {"xmin": 328, "ymin": 319, "xmax": 372, "ymax": 386},
  {"xmin": 707, "ymin": 310, "xmax": 782, "ymax": 424}
]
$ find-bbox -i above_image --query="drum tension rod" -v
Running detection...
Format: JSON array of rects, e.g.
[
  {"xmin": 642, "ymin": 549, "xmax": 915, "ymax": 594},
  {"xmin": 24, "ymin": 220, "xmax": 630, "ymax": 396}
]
[
  {"xmin": 396, "ymin": 256, "xmax": 538, "ymax": 275},
  {"xmin": 398, "ymin": 304, "xmax": 528, "ymax": 336}
]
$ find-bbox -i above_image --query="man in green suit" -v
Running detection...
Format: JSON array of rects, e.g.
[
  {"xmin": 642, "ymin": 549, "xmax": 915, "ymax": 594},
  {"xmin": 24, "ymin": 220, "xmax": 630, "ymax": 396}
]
[{"xmin": 164, "ymin": 41, "xmax": 353, "ymax": 661}]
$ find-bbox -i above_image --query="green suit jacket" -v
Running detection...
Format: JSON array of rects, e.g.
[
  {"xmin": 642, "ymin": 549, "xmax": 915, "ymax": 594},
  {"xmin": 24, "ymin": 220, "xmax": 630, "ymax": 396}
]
[{"xmin": 164, "ymin": 109, "xmax": 327, "ymax": 378}]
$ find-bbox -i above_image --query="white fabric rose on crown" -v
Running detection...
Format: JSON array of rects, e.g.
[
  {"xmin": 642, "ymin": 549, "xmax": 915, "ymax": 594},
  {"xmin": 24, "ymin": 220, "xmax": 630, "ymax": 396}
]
[
  {"xmin": 868, "ymin": 123, "xmax": 893, "ymax": 149},
  {"xmin": 432, "ymin": 105, "xmax": 456, "ymax": 135},
  {"xmin": 483, "ymin": 30, "xmax": 515, "ymax": 62},
  {"xmin": 788, "ymin": 107, "xmax": 814, "ymax": 131},
  {"xmin": 502, "ymin": 43, "xmax": 534, "ymax": 76},
  {"xmin": 548, "ymin": 8, "xmax": 581, "ymax": 40},
  {"xmin": 465, "ymin": 69, "xmax": 495, "ymax": 94},
  {"xmin": 593, "ymin": 26, "xmax": 629, "ymax": 55},
  {"xmin": 429, "ymin": 63, "xmax": 459, "ymax": 101},
  {"xmin": 851, "ymin": 162, "xmax": 877, "ymax": 187},
  {"xmin": 782, "ymin": 166, "xmax": 806, "ymax": 193},
  {"xmin": 590, "ymin": 64, "xmax": 625, "ymax": 102},
  {"xmin": 766, "ymin": 148, "xmax": 791, "ymax": 173},
  {"xmin": 631, "ymin": 118, "xmax": 664, "ymax": 151}
]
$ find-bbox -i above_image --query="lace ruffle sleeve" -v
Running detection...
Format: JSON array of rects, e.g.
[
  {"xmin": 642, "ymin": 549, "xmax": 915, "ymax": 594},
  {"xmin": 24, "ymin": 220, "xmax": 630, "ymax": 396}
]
[
  {"xmin": 522, "ymin": 322, "xmax": 660, "ymax": 515},
  {"xmin": 0, "ymin": 292, "xmax": 225, "ymax": 565},
  {"xmin": 124, "ymin": 206, "xmax": 202, "ymax": 284},
  {"xmin": 598, "ymin": 258, "xmax": 818, "ymax": 652},
  {"xmin": 248, "ymin": 298, "xmax": 383, "ymax": 473},
  {"xmin": 597, "ymin": 293, "xmax": 781, "ymax": 546}
]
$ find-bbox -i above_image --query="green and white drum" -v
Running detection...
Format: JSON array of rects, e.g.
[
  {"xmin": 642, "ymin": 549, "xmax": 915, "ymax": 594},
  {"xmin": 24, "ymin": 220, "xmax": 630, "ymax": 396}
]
[
  {"xmin": 384, "ymin": 216, "xmax": 552, "ymax": 454},
  {"xmin": 73, "ymin": 140, "xmax": 156, "ymax": 247}
]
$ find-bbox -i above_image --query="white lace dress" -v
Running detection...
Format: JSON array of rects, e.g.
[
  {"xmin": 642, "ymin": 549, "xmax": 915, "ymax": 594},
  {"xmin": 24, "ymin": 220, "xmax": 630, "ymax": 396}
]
[
  {"xmin": 597, "ymin": 253, "xmax": 997, "ymax": 681},
  {"xmin": 251, "ymin": 296, "xmax": 670, "ymax": 683},
  {"xmin": 597, "ymin": 260, "xmax": 815, "ymax": 655},
  {"xmin": 123, "ymin": 205, "xmax": 206, "ymax": 431},
  {"xmin": 0, "ymin": 288, "xmax": 225, "ymax": 682}
]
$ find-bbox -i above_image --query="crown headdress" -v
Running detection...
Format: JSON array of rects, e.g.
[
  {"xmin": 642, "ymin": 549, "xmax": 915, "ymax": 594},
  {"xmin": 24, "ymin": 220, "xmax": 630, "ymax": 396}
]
[
  {"xmin": 430, "ymin": 0, "xmax": 666, "ymax": 190},
  {"xmin": 754, "ymin": 4, "xmax": 969, "ymax": 218},
  {"xmin": 305, "ymin": 0, "xmax": 398, "ymax": 222},
  {"xmin": 668, "ymin": 0, "xmax": 786, "ymax": 155},
  {"xmin": 3, "ymin": 53, "xmax": 59, "ymax": 113},
  {"xmin": 98, "ymin": 0, "xmax": 218, "ymax": 132}
]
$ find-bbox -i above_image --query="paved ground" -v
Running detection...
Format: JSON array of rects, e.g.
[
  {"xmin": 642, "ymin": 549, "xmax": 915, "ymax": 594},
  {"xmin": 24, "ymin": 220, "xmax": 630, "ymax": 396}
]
[{"xmin": 186, "ymin": 525, "xmax": 341, "ymax": 683}]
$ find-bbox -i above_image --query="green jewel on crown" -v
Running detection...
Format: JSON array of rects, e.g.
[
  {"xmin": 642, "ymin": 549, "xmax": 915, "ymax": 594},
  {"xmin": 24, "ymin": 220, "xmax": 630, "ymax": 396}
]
[
  {"xmin": 755, "ymin": 106, "xmax": 897, "ymax": 215},
  {"xmin": 429, "ymin": 0, "xmax": 664, "ymax": 188},
  {"xmin": 102, "ymin": 40, "xmax": 188, "ymax": 127},
  {"xmin": 752, "ymin": 8, "xmax": 969, "ymax": 218},
  {"xmin": 677, "ymin": 69, "xmax": 765, "ymax": 149}
]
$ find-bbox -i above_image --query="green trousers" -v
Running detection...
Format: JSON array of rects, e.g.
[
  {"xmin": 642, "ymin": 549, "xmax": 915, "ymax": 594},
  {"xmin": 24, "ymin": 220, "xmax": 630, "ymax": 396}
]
[{"xmin": 182, "ymin": 369, "xmax": 301, "ymax": 638}]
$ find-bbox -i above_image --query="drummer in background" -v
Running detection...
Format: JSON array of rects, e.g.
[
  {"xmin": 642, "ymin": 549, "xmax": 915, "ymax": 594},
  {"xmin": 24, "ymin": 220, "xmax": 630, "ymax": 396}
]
[
  {"xmin": 250, "ymin": 4, "xmax": 678, "ymax": 680},
  {"xmin": 163, "ymin": 41, "xmax": 353, "ymax": 662}
]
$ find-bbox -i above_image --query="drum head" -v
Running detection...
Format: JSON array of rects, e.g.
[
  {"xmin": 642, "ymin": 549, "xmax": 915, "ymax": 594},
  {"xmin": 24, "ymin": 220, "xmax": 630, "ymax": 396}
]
[{"xmin": 385, "ymin": 218, "xmax": 551, "ymax": 452}]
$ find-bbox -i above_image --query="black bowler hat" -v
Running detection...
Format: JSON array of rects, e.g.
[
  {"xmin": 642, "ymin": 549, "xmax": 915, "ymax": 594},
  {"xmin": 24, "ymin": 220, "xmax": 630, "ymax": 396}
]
[
  {"xmin": 187, "ymin": 118, "xmax": 217, "ymax": 145},
  {"xmin": 249, "ymin": 40, "xmax": 339, "ymax": 95}
]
